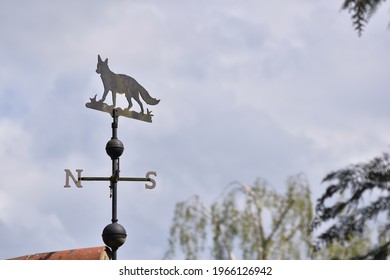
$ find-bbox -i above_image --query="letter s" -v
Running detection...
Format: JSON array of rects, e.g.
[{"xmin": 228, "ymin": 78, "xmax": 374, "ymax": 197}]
[{"xmin": 145, "ymin": 171, "xmax": 157, "ymax": 189}]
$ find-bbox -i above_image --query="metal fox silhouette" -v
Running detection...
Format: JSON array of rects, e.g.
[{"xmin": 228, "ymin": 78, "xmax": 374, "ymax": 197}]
[{"xmin": 96, "ymin": 55, "xmax": 160, "ymax": 114}]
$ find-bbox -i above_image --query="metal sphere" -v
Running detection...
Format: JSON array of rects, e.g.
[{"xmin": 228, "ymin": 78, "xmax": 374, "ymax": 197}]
[
  {"xmin": 102, "ymin": 222, "xmax": 127, "ymax": 250},
  {"xmin": 105, "ymin": 138, "xmax": 124, "ymax": 159}
]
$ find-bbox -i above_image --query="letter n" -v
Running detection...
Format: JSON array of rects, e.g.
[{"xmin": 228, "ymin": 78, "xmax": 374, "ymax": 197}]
[{"xmin": 64, "ymin": 169, "xmax": 83, "ymax": 188}]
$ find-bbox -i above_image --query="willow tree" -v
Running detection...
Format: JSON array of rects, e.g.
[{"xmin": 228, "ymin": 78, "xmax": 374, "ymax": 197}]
[{"xmin": 165, "ymin": 174, "xmax": 313, "ymax": 260}]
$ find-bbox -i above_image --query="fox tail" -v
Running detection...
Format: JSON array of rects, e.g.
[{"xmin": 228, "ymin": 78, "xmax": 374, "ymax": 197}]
[{"xmin": 139, "ymin": 84, "xmax": 160, "ymax": 106}]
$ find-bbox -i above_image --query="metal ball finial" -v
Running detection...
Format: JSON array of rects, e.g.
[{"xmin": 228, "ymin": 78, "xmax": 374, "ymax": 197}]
[
  {"xmin": 102, "ymin": 222, "xmax": 127, "ymax": 250},
  {"xmin": 105, "ymin": 138, "xmax": 124, "ymax": 159}
]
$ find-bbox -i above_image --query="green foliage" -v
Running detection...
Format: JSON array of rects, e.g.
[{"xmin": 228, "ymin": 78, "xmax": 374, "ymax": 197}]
[
  {"xmin": 165, "ymin": 196, "xmax": 209, "ymax": 260},
  {"xmin": 341, "ymin": 0, "xmax": 386, "ymax": 35},
  {"xmin": 165, "ymin": 174, "xmax": 314, "ymax": 259},
  {"xmin": 312, "ymin": 152, "xmax": 390, "ymax": 259},
  {"xmin": 313, "ymin": 232, "xmax": 372, "ymax": 259}
]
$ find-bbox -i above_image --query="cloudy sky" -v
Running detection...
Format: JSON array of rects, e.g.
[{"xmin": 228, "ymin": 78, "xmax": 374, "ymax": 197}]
[{"xmin": 0, "ymin": 0, "xmax": 389, "ymax": 260}]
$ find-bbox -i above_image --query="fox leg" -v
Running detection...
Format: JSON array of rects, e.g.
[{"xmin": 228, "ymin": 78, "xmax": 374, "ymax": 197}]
[
  {"xmin": 125, "ymin": 93, "xmax": 144, "ymax": 114},
  {"xmin": 112, "ymin": 92, "xmax": 117, "ymax": 107},
  {"xmin": 125, "ymin": 95, "xmax": 133, "ymax": 111},
  {"xmin": 100, "ymin": 89, "xmax": 109, "ymax": 103},
  {"xmin": 132, "ymin": 94, "xmax": 144, "ymax": 114}
]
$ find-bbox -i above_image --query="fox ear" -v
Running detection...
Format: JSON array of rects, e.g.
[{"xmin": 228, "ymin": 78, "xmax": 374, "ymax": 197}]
[
  {"xmin": 98, "ymin": 55, "xmax": 102, "ymax": 62},
  {"xmin": 104, "ymin": 58, "xmax": 108, "ymax": 64}
]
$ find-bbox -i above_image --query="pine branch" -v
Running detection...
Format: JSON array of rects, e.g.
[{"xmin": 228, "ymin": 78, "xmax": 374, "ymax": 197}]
[{"xmin": 341, "ymin": 0, "xmax": 386, "ymax": 35}]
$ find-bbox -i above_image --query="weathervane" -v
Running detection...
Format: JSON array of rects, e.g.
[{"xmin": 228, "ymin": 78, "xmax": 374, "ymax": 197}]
[
  {"xmin": 64, "ymin": 55, "xmax": 159, "ymax": 260},
  {"xmin": 86, "ymin": 55, "xmax": 160, "ymax": 122}
]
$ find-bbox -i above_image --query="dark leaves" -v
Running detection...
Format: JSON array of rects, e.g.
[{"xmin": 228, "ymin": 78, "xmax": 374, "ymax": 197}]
[
  {"xmin": 341, "ymin": 0, "xmax": 386, "ymax": 35},
  {"xmin": 312, "ymin": 152, "xmax": 390, "ymax": 259}
]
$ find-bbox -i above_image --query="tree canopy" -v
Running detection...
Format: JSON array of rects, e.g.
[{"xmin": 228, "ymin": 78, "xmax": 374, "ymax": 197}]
[
  {"xmin": 165, "ymin": 172, "xmax": 375, "ymax": 259},
  {"xmin": 312, "ymin": 152, "xmax": 390, "ymax": 259},
  {"xmin": 165, "ymin": 175, "xmax": 314, "ymax": 260}
]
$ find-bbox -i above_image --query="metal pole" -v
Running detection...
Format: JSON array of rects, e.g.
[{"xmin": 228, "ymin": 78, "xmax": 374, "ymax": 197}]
[
  {"xmin": 102, "ymin": 109, "xmax": 126, "ymax": 260},
  {"xmin": 111, "ymin": 112, "xmax": 119, "ymax": 224},
  {"xmin": 111, "ymin": 111, "xmax": 119, "ymax": 260},
  {"xmin": 112, "ymin": 162, "xmax": 118, "ymax": 223}
]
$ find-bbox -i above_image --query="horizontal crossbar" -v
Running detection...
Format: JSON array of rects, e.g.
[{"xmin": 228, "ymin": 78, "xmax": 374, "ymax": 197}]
[{"xmin": 80, "ymin": 177, "xmax": 151, "ymax": 182}]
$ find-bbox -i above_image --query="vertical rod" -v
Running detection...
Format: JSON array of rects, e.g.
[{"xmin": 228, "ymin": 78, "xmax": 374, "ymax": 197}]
[
  {"xmin": 112, "ymin": 111, "xmax": 118, "ymax": 139},
  {"xmin": 111, "ymin": 110, "xmax": 119, "ymax": 224},
  {"xmin": 112, "ymin": 248, "xmax": 117, "ymax": 261},
  {"xmin": 111, "ymin": 159, "xmax": 118, "ymax": 223},
  {"xmin": 102, "ymin": 109, "xmax": 126, "ymax": 261},
  {"xmin": 112, "ymin": 109, "xmax": 118, "ymax": 260}
]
